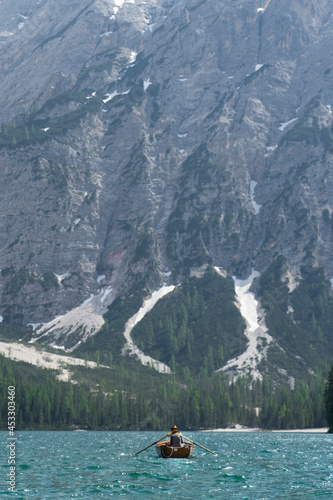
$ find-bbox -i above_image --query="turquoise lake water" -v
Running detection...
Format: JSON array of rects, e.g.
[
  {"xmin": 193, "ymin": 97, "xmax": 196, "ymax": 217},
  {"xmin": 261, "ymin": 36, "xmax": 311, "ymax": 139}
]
[{"xmin": 1, "ymin": 431, "xmax": 332, "ymax": 498}]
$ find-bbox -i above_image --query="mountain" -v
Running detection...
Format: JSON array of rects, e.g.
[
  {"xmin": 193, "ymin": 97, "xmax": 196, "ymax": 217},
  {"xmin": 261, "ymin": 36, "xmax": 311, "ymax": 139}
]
[{"xmin": 1, "ymin": 0, "xmax": 333, "ymax": 389}]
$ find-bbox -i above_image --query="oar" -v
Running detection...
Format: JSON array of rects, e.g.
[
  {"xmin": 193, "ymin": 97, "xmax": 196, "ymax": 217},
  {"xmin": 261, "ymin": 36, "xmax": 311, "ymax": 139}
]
[
  {"xmin": 134, "ymin": 434, "xmax": 169, "ymax": 456},
  {"xmin": 183, "ymin": 435, "xmax": 217, "ymax": 455}
]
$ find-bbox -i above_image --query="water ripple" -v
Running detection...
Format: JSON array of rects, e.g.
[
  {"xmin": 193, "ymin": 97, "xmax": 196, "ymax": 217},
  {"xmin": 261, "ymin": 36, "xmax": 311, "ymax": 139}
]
[{"xmin": 0, "ymin": 431, "xmax": 333, "ymax": 498}]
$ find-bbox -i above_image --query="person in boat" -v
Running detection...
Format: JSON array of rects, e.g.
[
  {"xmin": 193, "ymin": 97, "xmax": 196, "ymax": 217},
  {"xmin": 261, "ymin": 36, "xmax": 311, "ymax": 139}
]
[{"xmin": 167, "ymin": 425, "xmax": 184, "ymax": 447}]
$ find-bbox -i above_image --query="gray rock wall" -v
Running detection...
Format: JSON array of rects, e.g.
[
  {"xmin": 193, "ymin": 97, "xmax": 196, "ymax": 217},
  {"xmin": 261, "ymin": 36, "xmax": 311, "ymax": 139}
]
[{"xmin": 1, "ymin": 0, "xmax": 333, "ymax": 326}]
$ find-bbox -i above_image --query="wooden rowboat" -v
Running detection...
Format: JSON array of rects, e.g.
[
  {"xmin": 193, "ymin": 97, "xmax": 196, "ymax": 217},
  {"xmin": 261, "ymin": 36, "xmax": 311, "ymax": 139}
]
[{"xmin": 155, "ymin": 440, "xmax": 195, "ymax": 458}]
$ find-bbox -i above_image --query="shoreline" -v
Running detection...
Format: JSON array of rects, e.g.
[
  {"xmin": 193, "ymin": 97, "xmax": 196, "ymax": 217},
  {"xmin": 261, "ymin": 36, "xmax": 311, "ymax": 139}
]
[
  {"xmin": 202, "ymin": 425, "xmax": 328, "ymax": 433},
  {"xmin": 0, "ymin": 427, "xmax": 329, "ymax": 433}
]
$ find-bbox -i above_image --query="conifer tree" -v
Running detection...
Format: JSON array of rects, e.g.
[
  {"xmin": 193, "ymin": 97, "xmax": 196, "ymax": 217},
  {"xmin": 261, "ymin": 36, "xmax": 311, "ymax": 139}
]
[{"xmin": 324, "ymin": 364, "xmax": 333, "ymax": 432}]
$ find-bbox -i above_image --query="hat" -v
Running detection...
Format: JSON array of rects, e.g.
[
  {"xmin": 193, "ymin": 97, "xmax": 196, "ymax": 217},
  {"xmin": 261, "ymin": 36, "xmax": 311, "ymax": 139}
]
[{"xmin": 171, "ymin": 425, "xmax": 178, "ymax": 431}]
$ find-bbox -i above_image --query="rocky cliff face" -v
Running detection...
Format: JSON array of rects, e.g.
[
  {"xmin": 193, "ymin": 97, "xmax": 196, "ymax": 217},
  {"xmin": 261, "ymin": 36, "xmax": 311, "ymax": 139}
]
[{"xmin": 1, "ymin": 0, "xmax": 333, "ymax": 377}]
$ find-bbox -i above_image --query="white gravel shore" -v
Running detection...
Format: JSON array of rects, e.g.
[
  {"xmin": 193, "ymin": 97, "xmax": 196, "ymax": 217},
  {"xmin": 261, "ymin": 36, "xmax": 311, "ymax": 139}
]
[{"xmin": 202, "ymin": 424, "xmax": 328, "ymax": 433}]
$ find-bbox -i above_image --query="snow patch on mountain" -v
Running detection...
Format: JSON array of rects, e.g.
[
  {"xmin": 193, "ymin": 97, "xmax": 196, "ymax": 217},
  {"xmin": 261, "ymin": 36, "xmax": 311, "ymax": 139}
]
[
  {"xmin": 250, "ymin": 180, "xmax": 262, "ymax": 215},
  {"xmin": 217, "ymin": 269, "xmax": 272, "ymax": 380},
  {"xmin": 129, "ymin": 51, "xmax": 137, "ymax": 63},
  {"xmin": 279, "ymin": 117, "xmax": 297, "ymax": 131},
  {"xmin": 214, "ymin": 266, "xmax": 227, "ymax": 278},
  {"xmin": 143, "ymin": 79, "xmax": 152, "ymax": 91},
  {"xmin": 31, "ymin": 287, "xmax": 115, "ymax": 352},
  {"xmin": 286, "ymin": 270, "xmax": 298, "ymax": 293},
  {"xmin": 103, "ymin": 89, "xmax": 130, "ymax": 103},
  {"xmin": 122, "ymin": 285, "xmax": 176, "ymax": 373},
  {"xmin": 54, "ymin": 272, "xmax": 70, "ymax": 283}
]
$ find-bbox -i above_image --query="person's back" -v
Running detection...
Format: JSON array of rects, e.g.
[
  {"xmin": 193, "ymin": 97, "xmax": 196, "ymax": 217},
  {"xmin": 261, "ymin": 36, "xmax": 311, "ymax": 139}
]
[
  {"xmin": 170, "ymin": 433, "xmax": 183, "ymax": 447},
  {"xmin": 168, "ymin": 425, "xmax": 184, "ymax": 447}
]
